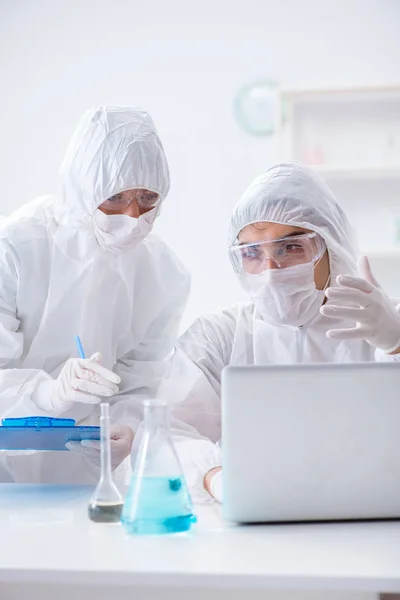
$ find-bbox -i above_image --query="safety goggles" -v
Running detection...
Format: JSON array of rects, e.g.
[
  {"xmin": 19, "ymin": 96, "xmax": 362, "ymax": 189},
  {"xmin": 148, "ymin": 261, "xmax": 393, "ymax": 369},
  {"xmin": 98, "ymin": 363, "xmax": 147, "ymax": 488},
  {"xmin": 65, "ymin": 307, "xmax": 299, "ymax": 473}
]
[
  {"xmin": 100, "ymin": 189, "xmax": 160, "ymax": 212},
  {"xmin": 229, "ymin": 232, "xmax": 326, "ymax": 274}
]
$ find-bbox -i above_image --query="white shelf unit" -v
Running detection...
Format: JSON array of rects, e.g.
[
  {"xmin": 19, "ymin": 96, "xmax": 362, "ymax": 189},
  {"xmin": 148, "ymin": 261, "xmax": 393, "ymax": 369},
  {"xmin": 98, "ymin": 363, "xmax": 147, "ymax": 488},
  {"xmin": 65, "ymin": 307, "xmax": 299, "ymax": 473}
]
[
  {"xmin": 311, "ymin": 165, "xmax": 400, "ymax": 180},
  {"xmin": 277, "ymin": 85, "xmax": 400, "ymax": 296}
]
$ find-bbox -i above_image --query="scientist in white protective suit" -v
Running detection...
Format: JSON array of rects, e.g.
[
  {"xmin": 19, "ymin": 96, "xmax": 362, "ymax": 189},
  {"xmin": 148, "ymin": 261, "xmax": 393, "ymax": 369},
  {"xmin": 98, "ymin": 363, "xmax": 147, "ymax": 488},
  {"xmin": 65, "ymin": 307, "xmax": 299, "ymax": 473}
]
[
  {"xmin": 0, "ymin": 105, "xmax": 190, "ymax": 484},
  {"xmin": 163, "ymin": 162, "xmax": 400, "ymax": 503}
]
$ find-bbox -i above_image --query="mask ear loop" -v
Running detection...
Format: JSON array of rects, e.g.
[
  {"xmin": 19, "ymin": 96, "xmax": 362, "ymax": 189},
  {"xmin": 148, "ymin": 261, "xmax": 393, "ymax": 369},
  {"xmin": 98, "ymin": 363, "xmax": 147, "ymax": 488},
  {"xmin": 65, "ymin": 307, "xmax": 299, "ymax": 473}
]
[{"xmin": 313, "ymin": 242, "xmax": 331, "ymax": 291}]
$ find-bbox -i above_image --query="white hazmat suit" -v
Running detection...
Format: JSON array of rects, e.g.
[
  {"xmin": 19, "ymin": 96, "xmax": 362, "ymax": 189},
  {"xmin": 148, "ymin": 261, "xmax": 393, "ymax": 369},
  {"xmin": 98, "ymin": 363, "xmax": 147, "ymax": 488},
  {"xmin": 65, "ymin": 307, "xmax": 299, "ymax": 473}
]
[
  {"xmin": 0, "ymin": 106, "xmax": 190, "ymax": 484},
  {"xmin": 163, "ymin": 162, "xmax": 400, "ymax": 502}
]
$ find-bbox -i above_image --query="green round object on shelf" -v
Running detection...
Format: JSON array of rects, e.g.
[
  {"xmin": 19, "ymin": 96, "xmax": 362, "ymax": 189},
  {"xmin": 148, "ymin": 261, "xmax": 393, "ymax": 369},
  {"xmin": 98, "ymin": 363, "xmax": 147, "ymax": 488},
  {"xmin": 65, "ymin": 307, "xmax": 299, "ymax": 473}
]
[{"xmin": 234, "ymin": 80, "xmax": 277, "ymax": 136}]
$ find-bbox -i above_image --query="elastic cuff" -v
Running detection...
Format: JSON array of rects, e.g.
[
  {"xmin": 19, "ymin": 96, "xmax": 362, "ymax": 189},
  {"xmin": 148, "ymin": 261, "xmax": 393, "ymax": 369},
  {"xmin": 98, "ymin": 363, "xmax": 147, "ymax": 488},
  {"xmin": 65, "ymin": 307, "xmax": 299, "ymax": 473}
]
[{"xmin": 31, "ymin": 379, "xmax": 62, "ymax": 415}]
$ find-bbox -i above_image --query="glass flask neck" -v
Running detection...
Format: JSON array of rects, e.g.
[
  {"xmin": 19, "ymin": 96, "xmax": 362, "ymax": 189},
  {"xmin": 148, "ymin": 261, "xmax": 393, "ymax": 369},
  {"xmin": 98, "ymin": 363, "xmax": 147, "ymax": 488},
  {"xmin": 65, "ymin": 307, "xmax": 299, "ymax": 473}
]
[
  {"xmin": 143, "ymin": 401, "xmax": 170, "ymax": 434},
  {"xmin": 100, "ymin": 402, "xmax": 112, "ymax": 480}
]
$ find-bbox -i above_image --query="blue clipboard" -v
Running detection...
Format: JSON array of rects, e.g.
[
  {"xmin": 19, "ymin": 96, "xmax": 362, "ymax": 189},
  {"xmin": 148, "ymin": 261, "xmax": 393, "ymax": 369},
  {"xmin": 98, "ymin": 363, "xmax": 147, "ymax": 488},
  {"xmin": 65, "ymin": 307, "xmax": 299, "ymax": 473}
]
[{"xmin": 0, "ymin": 417, "xmax": 100, "ymax": 451}]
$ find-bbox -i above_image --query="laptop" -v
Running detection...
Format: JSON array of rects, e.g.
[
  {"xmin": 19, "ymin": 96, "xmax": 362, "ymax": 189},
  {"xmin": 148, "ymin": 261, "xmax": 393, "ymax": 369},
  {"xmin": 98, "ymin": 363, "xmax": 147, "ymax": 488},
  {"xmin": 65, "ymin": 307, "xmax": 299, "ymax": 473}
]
[{"xmin": 222, "ymin": 363, "xmax": 400, "ymax": 523}]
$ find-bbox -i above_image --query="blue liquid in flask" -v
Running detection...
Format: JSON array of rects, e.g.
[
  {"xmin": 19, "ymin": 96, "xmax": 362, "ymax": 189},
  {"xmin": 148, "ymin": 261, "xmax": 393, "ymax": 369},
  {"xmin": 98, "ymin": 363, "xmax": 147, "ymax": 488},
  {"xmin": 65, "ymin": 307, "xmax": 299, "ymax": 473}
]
[{"xmin": 121, "ymin": 476, "xmax": 196, "ymax": 535}]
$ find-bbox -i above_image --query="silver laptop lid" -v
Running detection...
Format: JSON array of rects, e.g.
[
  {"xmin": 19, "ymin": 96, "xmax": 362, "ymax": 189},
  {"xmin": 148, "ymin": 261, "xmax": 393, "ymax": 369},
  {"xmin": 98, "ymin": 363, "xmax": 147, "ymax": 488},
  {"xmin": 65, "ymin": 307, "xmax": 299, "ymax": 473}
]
[{"xmin": 222, "ymin": 363, "xmax": 400, "ymax": 523}]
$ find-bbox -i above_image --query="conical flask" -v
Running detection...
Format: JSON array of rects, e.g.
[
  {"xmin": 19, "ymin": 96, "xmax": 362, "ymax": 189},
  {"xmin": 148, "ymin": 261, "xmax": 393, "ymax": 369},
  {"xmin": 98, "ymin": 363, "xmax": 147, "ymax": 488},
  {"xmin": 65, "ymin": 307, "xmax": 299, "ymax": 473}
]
[{"xmin": 121, "ymin": 400, "xmax": 196, "ymax": 535}]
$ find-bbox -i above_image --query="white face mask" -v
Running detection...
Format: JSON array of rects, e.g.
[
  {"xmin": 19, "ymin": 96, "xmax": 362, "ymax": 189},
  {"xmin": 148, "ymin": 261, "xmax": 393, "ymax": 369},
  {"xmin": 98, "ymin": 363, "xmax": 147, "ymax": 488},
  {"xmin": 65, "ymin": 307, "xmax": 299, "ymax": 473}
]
[
  {"xmin": 239, "ymin": 261, "xmax": 328, "ymax": 327},
  {"xmin": 93, "ymin": 209, "xmax": 156, "ymax": 253}
]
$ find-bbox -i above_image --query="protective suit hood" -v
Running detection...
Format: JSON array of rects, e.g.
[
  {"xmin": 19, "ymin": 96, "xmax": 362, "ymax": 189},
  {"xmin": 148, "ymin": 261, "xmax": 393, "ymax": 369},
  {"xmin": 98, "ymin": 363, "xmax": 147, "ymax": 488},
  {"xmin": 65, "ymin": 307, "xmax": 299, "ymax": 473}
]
[
  {"xmin": 56, "ymin": 105, "xmax": 170, "ymax": 227},
  {"xmin": 228, "ymin": 162, "xmax": 358, "ymax": 279}
]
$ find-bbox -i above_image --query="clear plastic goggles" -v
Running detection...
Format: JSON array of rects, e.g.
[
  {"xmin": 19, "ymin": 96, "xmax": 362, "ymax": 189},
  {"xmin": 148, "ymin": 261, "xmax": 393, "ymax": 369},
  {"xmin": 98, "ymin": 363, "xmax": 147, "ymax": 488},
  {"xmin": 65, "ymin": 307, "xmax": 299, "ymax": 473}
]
[
  {"xmin": 229, "ymin": 232, "xmax": 326, "ymax": 274},
  {"xmin": 100, "ymin": 189, "xmax": 160, "ymax": 212}
]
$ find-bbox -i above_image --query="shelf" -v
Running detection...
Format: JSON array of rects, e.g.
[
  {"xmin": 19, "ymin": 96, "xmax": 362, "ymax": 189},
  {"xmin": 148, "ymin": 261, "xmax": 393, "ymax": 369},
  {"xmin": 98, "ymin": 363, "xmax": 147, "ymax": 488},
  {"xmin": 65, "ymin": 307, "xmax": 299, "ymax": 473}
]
[
  {"xmin": 361, "ymin": 248, "xmax": 400, "ymax": 260},
  {"xmin": 308, "ymin": 165, "xmax": 400, "ymax": 180},
  {"xmin": 280, "ymin": 84, "xmax": 400, "ymax": 99}
]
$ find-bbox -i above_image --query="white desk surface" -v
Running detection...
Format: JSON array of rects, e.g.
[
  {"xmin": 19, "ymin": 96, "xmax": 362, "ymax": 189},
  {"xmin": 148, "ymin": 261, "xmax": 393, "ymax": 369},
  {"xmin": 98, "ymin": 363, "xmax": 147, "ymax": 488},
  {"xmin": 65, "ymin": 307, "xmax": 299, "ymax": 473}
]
[{"xmin": 0, "ymin": 484, "xmax": 399, "ymax": 593}]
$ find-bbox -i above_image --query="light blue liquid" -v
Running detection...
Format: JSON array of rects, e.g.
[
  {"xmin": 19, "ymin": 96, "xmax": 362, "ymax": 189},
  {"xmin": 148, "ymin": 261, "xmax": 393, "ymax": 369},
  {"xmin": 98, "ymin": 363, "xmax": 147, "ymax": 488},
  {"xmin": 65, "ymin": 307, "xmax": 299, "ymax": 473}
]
[{"xmin": 121, "ymin": 476, "xmax": 196, "ymax": 535}]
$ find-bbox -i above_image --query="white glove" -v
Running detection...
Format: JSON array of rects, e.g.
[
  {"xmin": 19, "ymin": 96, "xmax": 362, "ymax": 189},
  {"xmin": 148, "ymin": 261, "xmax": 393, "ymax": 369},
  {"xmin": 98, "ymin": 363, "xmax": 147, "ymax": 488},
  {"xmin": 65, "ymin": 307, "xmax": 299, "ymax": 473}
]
[
  {"xmin": 209, "ymin": 469, "xmax": 223, "ymax": 503},
  {"xmin": 66, "ymin": 424, "xmax": 134, "ymax": 471},
  {"xmin": 320, "ymin": 256, "xmax": 400, "ymax": 353},
  {"xmin": 33, "ymin": 353, "xmax": 121, "ymax": 413}
]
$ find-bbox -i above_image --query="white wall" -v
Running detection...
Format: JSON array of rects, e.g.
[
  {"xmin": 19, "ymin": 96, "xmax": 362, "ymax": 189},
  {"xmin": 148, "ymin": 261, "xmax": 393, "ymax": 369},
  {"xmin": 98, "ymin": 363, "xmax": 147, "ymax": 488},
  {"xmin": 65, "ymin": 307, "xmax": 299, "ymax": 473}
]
[{"xmin": 0, "ymin": 0, "xmax": 399, "ymax": 329}]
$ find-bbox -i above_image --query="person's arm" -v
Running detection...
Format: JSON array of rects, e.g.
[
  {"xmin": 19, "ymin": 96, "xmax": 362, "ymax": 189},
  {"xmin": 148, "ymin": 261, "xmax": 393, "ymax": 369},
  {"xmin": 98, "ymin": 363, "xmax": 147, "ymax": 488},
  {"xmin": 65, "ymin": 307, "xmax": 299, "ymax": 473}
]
[
  {"xmin": 0, "ymin": 242, "xmax": 121, "ymax": 421},
  {"xmin": 155, "ymin": 310, "xmax": 236, "ymax": 503},
  {"xmin": 0, "ymin": 242, "xmax": 57, "ymax": 418},
  {"xmin": 170, "ymin": 418, "xmax": 223, "ymax": 504}
]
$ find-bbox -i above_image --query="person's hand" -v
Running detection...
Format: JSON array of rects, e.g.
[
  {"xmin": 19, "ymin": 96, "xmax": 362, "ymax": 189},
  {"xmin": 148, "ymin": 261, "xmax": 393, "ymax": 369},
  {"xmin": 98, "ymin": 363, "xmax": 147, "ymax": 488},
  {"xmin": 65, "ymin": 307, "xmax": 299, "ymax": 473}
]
[
  {"xmin": 66, "ymin": 424, "xmax": 134, "ymax": 471},
  {"xmin": 204, "ymin": 467, "xmax": 223, "ymax": 502},
  {"xmin": 320, "ymin": 256, "xmax": 400, "ymax": 353},
  {"xmin": 45, "ymin": 353, "xmax": 121, "ymax": 412}
]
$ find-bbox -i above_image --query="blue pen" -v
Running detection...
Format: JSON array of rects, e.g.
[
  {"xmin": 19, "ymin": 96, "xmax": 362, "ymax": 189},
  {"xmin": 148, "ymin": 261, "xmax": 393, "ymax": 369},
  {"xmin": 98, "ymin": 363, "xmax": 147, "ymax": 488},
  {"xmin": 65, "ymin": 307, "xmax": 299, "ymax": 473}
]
[{"xmin": 75, "ymin": 335, "xmax": 86, "ymax": 359}]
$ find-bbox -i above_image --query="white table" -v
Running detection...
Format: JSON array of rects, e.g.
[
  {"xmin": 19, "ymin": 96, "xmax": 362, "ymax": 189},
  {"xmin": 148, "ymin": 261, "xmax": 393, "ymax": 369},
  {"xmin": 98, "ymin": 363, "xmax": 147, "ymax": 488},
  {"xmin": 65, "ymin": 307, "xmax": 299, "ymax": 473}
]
[{"xmin": 0, "ymin": 485, "xmax": 399, "ymax": 600}]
